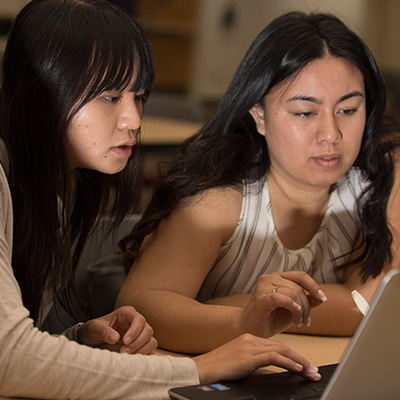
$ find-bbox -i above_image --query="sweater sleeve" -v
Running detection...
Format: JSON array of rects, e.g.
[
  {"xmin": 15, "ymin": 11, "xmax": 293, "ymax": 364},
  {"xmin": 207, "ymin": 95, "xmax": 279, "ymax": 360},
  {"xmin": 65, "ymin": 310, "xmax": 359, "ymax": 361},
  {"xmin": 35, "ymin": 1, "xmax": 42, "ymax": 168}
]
[{"xmin": 0, "ymin": 165, "xmax": 199, "ymax": 400}]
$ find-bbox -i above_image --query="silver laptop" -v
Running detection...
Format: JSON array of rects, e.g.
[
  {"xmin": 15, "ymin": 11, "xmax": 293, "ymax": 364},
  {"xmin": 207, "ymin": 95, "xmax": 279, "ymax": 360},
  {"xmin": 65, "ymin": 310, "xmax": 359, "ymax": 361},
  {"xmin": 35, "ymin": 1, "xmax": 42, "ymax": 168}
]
[{"xmin": 169, "ymin": 268, "xmax": 400, "ymax": 400}]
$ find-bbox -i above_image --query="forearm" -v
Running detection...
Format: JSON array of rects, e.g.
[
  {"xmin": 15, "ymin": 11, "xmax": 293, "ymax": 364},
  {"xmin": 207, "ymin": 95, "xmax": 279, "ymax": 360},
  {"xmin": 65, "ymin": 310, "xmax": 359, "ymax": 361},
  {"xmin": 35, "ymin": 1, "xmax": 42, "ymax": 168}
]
[
  {"xmin": 285, "ymin": 284, "xmax": 362, "ymax": 336},
  {"xmin": 207, "ymin": 285, "xmax": 363, "ymax": 336},
  {"xmin": 205, "ymin": 293, "xmax": 251, "ymax": 307},
  {"xmin": 121, "ymin": 290, "xmax": 245, "ymax": 354}
]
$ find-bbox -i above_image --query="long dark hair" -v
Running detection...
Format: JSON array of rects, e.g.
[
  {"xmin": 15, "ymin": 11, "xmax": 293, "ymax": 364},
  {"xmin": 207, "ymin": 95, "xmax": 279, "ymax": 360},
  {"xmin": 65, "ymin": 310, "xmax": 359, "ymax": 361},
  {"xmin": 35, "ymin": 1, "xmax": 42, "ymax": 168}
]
[
  {"xmin": 0, "ymin": 0, "xmax": 154, "ymax": 322},
  {"xmin": 121, "ymin": 11, "xmax": 396, "ymax": 281}
]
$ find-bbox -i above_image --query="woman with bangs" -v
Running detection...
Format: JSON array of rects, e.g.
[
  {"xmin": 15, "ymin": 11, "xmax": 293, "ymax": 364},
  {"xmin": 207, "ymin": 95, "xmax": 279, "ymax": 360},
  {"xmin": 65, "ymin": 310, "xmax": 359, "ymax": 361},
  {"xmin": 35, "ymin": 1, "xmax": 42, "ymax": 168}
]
[
  {"xmin": 117, "ymin": 11, "xmax": 400, "ymax": 354},
  {"xmin": 0, "ymin": 1, "xmax": 323, "ymax": 399}
]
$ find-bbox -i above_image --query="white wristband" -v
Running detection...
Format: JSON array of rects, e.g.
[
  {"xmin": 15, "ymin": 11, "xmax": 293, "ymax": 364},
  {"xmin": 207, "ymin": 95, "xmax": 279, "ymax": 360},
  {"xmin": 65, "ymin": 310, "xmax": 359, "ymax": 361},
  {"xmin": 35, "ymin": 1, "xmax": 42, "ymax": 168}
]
[{"xmin": 351, "ymin": 290, "xmax": 370, "ymax": 316}]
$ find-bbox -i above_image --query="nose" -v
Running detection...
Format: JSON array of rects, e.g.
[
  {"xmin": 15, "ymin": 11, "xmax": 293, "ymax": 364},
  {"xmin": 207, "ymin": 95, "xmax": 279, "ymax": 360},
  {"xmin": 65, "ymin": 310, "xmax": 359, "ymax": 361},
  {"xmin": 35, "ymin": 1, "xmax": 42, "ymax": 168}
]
[
  {"xmin": 117, "ymin": 100, "xmax": 142, "ymax": 131},
  {"xmin": 316, "ymin": 113, "xmax": 342, "ymax": 144}
]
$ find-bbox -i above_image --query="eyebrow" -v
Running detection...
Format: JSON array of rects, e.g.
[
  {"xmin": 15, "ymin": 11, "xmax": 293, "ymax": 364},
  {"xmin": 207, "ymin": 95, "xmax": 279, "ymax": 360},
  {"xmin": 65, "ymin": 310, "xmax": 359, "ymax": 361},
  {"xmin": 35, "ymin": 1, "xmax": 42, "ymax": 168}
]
[{"xmin": 287, "ymin": 91, "xmax": 364, "ymax": 105}]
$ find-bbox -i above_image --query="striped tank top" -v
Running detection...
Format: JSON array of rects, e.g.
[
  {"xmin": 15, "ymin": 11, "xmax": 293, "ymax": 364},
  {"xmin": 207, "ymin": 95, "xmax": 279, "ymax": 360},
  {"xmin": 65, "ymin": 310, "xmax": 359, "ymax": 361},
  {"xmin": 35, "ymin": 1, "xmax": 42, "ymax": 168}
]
[{"xmin": 197, "ymin": 168, "xmax": 367, "ymax": 302}]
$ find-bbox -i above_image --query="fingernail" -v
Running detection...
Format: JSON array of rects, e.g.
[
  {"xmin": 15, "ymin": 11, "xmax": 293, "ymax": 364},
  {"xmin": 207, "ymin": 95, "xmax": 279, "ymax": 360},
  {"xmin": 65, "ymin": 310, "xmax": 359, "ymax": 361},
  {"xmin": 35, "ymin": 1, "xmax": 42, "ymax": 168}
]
[
  {"xmin": 309, "ymin": 373, "xmax": 321, "ymax": 381},
  {"xmin": 293, "ymin": 301, "xmax": 302, "ymax": 311},
  {"xmin": 305, "ymin": 316, "xmax": 311, "ymax": 327},
  {"xmin": 307, "ymin": 365, "xmax": 319, "ymax": 374},
  {"xmin": 124, "ymin": 335, "xmax": 132, "ymax": 344},
  {"xmin": 297, "ymin": 317, "xmax": 303, "ymax": 328},
  {"xmin": 120, "ymin": 346, "xmax": 131, "ymax": 354},
  {"xmin": 107, "ymin": 331, "xmax": 118, "ymax": 342},
  {"xmin": 318, "ymin": 290, "xmax": 328, "ymax": 302}
]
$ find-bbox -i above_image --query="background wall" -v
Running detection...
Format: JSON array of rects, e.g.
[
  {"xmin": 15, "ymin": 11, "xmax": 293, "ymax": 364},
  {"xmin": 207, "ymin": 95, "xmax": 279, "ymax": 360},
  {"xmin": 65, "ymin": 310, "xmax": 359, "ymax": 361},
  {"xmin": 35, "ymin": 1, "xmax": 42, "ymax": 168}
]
[
  {"xmin": 1, "ymin": 0, "xmax": 399, "ymax": 112},
  {"xmin": 190, "ymin": 0, "xmax": 389, "ymax": 102},
  {"xmin": 0, "ymin": 0, "xmax": 28, "ymax": 15}
]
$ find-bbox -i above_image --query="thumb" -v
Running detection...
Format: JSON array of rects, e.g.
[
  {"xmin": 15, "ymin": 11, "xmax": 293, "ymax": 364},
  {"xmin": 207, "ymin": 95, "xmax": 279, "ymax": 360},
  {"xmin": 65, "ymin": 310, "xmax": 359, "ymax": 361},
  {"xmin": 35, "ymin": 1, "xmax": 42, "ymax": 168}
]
[{"xmin": 100, "ymin": 325, "xmax": 120, "ymax": 344}]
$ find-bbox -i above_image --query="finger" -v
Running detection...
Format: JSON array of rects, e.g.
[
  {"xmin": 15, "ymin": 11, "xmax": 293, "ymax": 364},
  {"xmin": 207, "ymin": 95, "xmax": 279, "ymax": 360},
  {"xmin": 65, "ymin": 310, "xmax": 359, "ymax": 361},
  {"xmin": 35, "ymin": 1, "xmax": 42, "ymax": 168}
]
[
  {"xmin": 274, "ymin": 285, "xmax": 312, "ymax": 327},
  {"xmin": 78, "ymin": 319, "xmax": 121, "ymax": 347},
  {"xmin": 281, "ymin": 272, "xmax": 327, "ymax": 303},
  {"xmin": 121, "ymin": 314, "xmax": 148, "ymax": 346},
  {"xmin": 254, "ymin": 340, "xmax": 321, "ymax": 381},
  {"xmin": 307, "ymin": 293, "xmax": 326, "ymax": 308},
  {"xmin": 261, "ymin": 274, "xmax": 313, "ymax": 315},
  {"xmin": 101, "ymin": 325, "xmax": 121, "ymax": 344},
  {"xmin": 121, "ymin": 336, "xmax": 158, "ymax": 355},
  {"xmin": 120, "ymin": 323, "xmax": 155, "ymax": 353},
  {"xmin": 256, "ymin": 352, "xmax": 320, "ymax": 381},
  {"xmin": 260, "ymin": 291, "xmax": 304, "ymax": 327}
]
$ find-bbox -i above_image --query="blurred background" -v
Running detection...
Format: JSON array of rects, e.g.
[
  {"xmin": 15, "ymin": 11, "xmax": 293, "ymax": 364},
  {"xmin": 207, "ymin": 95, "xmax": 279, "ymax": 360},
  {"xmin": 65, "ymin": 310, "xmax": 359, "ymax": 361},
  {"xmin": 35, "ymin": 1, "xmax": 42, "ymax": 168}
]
[
  {"xmin": 112, "ymin": 0, "xmax": 400, "ymax": 122},
  {"xmin": 1, "ymin": 0, "xmax": 399, "ymax": 210}
]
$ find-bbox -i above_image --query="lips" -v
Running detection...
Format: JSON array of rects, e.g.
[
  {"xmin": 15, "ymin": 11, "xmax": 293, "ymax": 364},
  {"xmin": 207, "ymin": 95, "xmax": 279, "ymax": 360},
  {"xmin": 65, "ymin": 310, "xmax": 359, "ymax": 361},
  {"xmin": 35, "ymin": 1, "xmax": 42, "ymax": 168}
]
[
  {"xmin": 112, "ymin": 144, "xmax": 133, "ymax": 158},
  {"xmin": 313, "ymin": 154, "xmax": 341, "ymax": 168},
  {"xmin": 315, "ymin": 153, "xmax": 340, "ymax": 160}
]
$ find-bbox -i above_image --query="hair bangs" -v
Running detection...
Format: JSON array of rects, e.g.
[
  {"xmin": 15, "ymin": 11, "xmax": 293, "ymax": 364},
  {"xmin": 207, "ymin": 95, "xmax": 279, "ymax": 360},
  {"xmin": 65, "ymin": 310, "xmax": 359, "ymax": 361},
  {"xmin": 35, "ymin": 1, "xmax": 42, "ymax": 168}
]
[{"xmin": 70, "ymin": 5, "xmax": 154, "ymax": 116}]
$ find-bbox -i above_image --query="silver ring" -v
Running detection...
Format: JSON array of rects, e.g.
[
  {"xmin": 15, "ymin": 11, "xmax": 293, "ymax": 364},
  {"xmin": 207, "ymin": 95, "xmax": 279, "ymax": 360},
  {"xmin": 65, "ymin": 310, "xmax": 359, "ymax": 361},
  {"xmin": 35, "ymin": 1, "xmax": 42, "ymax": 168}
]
[{"xmin": 273, "ymin": 285, "xmax": 280, "ymax": 293}]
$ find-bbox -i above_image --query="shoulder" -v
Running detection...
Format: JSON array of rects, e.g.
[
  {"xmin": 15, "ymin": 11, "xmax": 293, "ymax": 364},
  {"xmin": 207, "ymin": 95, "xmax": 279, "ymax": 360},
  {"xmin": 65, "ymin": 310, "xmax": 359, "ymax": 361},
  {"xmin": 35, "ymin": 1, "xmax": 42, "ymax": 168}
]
[{"xmin": 170, "ymin": 184, "xmax": 243, "ymax": 244}]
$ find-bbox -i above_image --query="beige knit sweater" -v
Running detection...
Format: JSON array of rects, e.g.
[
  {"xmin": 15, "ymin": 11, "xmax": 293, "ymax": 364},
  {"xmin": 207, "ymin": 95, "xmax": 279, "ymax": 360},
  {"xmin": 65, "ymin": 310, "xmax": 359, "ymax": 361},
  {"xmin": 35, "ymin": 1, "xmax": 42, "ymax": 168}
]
[{"xmin": 0, "ymin": 161, "xmax": 198, "ymax": 399}]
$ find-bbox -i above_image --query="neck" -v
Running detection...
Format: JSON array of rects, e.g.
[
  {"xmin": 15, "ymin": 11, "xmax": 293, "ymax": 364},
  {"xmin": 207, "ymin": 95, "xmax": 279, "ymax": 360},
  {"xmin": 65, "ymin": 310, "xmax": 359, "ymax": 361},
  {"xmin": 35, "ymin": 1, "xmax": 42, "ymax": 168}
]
[
  {"xmin": 267, "ymin": 172, "xmax": 331, "ymax": 249},
  {"xmin": 267, "ymin": 172, "xmax": 331, "ymax": 214}
]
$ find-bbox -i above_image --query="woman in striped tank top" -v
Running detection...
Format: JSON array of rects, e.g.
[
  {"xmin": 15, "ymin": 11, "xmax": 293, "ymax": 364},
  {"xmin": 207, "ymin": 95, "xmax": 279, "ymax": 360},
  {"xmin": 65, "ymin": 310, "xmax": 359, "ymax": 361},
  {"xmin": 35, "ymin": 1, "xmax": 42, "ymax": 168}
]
[{"xmin": 118, "ymin": 11, "xmax": 400, "ymax": 354}]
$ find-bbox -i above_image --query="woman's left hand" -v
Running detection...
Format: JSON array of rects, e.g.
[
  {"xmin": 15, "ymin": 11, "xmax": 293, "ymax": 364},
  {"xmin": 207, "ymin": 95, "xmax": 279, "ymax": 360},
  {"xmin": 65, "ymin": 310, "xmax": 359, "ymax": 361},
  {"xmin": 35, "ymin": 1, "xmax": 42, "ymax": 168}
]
[
  {"xmin": 239, "ymin": 271, "xmax": 328, "ymax": 338},
  {"xmin": 76, "ymin": 306, "xmax": 158, "ymax": 354}
]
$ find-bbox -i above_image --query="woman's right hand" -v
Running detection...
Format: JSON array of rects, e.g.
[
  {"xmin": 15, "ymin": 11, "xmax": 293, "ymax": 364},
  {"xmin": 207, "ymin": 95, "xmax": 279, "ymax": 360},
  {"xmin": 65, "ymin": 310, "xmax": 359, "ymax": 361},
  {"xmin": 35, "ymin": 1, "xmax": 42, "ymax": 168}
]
[
  {"xmin": 193, "ymin": 333, "xmax": 321, "ymax": 384},
  {"xmin": 239, "ymin": 271, "xmax": 328, "ymax": 338}
]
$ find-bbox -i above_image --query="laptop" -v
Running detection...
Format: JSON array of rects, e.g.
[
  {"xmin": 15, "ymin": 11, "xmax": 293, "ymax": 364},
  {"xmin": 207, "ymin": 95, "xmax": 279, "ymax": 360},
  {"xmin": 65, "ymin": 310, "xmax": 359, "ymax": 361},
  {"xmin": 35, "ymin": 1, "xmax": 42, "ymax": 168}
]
[{"xmin": 169, "ymin": 268, "xmax": 400, "ymax": 400}]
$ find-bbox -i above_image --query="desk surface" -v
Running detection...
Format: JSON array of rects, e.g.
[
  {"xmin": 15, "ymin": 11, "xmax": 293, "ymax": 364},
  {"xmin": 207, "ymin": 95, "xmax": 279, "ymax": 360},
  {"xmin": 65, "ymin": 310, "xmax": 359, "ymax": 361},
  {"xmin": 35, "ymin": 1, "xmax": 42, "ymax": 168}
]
[{"xmin": 0, "ymin": 333, "xmax": 350, "ymax": 400}]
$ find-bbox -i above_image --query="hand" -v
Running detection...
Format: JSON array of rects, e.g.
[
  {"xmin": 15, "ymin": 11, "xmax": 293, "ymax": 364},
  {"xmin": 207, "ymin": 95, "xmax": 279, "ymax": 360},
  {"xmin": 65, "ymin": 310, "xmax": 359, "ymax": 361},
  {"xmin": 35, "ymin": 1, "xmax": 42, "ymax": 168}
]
[
  {"xmin": 77, "ymin": 306, "xmax": 158, "ymax": 355},
  {"xmin": 194, "ymin": 333, "xmax": 321, "ymax": 384},
  {"xmin": 239, "ymin": 272, "xmax": 327, "ymax": 337}
]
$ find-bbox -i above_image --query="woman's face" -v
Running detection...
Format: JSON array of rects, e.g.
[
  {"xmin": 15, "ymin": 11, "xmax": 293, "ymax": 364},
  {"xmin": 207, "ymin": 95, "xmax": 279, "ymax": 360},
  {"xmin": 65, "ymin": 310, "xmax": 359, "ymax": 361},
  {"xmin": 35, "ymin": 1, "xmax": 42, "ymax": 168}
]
[
  {"xmin": 66, "ymin": 78, "xmax": 144, "ymax": 174},
  {"xmin": 250, "ymin": 56, "xmax": 366, "ymax": 191}
]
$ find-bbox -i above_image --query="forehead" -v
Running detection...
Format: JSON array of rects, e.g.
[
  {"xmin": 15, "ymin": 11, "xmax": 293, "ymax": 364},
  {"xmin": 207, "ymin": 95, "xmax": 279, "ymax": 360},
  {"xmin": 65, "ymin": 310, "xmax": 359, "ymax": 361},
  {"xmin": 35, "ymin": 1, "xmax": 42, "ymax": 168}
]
[{"xmin": 268, "ymin": 56, "xmax": 365, "ymax": 103}]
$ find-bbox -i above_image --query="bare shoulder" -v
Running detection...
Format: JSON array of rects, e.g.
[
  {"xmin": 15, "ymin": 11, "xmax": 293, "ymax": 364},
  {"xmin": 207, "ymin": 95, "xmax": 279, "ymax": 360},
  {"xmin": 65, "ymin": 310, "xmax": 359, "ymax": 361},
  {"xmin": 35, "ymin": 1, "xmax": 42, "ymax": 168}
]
[{"xmin": 171, "ymin": 184, "xmax": 243, "ymax": 243}]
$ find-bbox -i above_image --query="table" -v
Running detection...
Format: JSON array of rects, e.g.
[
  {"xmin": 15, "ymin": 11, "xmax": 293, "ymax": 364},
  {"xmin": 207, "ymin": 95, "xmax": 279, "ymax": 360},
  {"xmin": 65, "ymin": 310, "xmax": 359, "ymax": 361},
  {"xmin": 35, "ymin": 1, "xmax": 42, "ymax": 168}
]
[{"xmin": 0, "ymin": 333, "xmax": 351, "ymax": 400}]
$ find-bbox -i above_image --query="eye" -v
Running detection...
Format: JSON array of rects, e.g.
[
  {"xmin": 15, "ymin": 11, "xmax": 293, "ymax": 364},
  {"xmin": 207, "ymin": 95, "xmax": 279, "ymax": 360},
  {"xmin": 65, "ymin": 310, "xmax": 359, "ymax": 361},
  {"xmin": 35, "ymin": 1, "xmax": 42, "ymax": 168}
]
[
  {"xmin": 294, "ymin": 111, "xmax": 314, "ymax": 118},
  {"xmin": 339, "ymin": 108, "xmax": 357, "ymax": 115},
  {"xmin": 103, "ymin": 95, "xmax": 121, "ymax": 104}
]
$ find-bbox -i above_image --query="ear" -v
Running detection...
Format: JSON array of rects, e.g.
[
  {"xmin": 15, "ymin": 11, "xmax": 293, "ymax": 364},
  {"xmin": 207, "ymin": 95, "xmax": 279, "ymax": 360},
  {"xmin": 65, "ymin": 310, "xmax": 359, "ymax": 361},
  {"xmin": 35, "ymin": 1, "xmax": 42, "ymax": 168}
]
[{"xmin": 249, "ymin": 103, "xmax": 266, "ymax": 136}]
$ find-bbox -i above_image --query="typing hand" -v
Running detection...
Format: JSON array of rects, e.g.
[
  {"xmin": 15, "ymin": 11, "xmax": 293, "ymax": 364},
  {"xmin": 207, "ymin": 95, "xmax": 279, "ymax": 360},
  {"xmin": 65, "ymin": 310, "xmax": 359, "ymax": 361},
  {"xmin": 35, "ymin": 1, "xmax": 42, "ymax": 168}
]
[
  {"xmin": 194, "ymin": 334, "xmax": 321, "ymax": 384},
  {"xmin": 77, "ymin": 306, "xmax": 158, "ymax": 355}
]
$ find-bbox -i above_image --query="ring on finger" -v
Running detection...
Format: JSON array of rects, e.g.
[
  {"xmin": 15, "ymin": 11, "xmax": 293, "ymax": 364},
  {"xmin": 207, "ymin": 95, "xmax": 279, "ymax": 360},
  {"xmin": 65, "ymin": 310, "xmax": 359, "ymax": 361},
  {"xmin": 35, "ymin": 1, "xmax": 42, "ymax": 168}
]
[{"xmin": 273, "ymin": 285, "xmax": 280, "ymax": 293}]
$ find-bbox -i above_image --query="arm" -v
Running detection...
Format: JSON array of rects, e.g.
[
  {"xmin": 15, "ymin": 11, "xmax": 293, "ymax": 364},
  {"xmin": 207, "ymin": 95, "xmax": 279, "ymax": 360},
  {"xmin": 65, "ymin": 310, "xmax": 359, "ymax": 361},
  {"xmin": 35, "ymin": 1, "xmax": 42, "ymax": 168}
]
[
  {"xmin": 284, "ymin": 273, "xmax": 381, "ymax": 335},
  {"xmin": 117, "ymin": 188, "xmax": 326, "ymax": 353},
  {"xmin": 206, "ymin": 254, "xmax": 385, "ymax": 336},
  {"xmin": 0, "ymin": 166, "xmax": 199, "ymax": 399}
]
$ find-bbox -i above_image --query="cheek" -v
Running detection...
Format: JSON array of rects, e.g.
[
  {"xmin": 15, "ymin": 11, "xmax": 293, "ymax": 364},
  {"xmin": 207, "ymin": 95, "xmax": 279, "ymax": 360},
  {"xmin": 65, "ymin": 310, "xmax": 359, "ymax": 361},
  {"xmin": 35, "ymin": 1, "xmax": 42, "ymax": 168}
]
[
  {"xmin": 265, "ymin": 118, "xmax": 307, "ymax": 150},
  {"xmin": 347, "ymin": 118, "xmax": 366, "ymax": 150}
]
